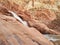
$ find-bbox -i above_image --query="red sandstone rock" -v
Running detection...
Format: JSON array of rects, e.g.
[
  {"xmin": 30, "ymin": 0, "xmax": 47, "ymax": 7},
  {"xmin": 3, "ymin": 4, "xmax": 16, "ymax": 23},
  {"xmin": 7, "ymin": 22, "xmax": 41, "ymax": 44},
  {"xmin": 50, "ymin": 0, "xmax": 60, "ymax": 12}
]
[
  {"xmin": 0, "ymin": 14, "xmax": 54, "ymax": 45},
  {"xmin": 0, "ymin": 0, "xmax": 60, "ymax": 35}
]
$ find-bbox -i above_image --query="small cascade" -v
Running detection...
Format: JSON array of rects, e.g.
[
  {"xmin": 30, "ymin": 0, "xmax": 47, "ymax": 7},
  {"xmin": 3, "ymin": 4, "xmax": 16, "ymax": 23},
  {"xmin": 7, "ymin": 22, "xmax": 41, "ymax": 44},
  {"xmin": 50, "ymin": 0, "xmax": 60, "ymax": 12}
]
[{"xmin": 8, "ymin": 11, "xmax": 28, "ymax": 26}]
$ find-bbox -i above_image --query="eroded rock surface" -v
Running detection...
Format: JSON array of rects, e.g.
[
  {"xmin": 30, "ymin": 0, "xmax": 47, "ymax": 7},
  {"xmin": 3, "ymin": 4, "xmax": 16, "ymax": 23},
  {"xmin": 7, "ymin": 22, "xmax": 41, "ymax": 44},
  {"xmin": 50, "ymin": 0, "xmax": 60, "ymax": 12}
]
[
  {"xmin": 0, "ymin": 0, "xmax": 60, "ymax": 45},
  {"xmin": 0, "ymin": 14, "xmax": 54, "ymax": 45},
  {"xmin": 0, "ymin": 0, "xmax": 60, "ymax": 34}
]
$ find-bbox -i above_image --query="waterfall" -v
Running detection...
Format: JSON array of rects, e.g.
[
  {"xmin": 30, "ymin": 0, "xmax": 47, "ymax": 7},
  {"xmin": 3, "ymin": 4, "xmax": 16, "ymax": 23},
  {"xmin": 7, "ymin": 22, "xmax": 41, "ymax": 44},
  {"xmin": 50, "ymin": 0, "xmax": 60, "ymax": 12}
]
[{"xmin": 8, "ymin": 11, "xmax": 28, "ymax": 26}]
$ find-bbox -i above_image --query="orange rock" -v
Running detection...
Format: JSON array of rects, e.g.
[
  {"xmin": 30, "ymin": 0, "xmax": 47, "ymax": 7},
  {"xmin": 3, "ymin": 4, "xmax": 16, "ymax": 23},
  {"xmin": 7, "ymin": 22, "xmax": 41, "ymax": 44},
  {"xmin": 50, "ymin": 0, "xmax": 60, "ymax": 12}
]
[
  {"xmin": 33, "ymin": 9, "xmax": 56, "ymax": 24},
  {"xmin": 0, "ymin": 14, "xmax": 54, "ymax": 45}
]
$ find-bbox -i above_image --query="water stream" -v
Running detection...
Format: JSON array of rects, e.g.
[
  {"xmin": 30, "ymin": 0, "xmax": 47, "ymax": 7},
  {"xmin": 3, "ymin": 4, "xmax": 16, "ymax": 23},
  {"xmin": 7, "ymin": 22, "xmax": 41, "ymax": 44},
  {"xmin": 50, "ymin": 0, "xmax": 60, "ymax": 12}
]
[
  {"xmin": 8, "ymin": 10, "xmax": 28, "ymax": 26},
  {"xmin": 44, "ymin": 34, "xmax": 60, "ymax": 45}
]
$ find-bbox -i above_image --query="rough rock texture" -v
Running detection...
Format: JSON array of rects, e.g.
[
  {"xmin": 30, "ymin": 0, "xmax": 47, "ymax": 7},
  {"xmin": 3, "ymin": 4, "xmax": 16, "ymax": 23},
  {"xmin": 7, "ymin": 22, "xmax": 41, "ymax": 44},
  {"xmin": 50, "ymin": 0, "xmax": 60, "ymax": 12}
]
[
  {"xmin": 0, "ymin": 14, "xmax": 54, "ymax": 45},
  {"xmin": 0, "ymin": 0, "xmax": 60, "ymax": 34},
  {"xmin": 0, "ymin": 0, "xmax": 60, "ymax": 45},
  {"xmin": 25, "ymin": 9, "xmax": 56, "ymax": 24}
]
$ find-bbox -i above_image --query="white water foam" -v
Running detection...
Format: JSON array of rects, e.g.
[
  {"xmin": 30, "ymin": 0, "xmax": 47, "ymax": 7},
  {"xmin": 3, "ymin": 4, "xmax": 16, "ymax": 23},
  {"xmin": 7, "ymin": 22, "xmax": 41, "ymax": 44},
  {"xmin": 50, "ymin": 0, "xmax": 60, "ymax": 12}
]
[
  {"xmin": 44, "ymin": 34, "xmax": 60, "ymax": 41},
  {"xmin": 8, "ymin": 11, "xmax": 28, "ymax": 26}
]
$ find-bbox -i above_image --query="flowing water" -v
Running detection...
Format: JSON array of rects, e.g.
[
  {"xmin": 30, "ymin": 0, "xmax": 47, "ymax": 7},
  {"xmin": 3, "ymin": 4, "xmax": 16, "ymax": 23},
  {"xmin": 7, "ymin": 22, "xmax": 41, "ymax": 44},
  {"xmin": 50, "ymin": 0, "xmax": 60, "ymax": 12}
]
[
  {"xmin": 8, "ymin": 11, "xmax": 28, "ymax": 26},
  {"xmin": 44, "ymin": 34, "xmax": 60, "ymax": 45}
]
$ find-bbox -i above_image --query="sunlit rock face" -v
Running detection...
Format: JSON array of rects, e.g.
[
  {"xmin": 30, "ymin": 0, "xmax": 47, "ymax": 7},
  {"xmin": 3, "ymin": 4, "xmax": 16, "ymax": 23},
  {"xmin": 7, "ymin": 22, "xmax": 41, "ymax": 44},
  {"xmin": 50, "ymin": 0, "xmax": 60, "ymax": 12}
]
[
  {"xmin": 0, "ymin": 0, "xmax": 25, "ymax": 11},
  {"xmin": 24, "ymin": 1, "xmax": 44, "ymax": 10},
  {"xmin": 26, "ymin": 9, "xmax": 56, "ymax": 25},
  {"xmin": 0, "ymin": 0, "xmax": 59, "ymax": 11}
]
